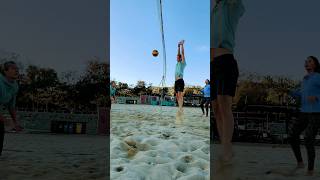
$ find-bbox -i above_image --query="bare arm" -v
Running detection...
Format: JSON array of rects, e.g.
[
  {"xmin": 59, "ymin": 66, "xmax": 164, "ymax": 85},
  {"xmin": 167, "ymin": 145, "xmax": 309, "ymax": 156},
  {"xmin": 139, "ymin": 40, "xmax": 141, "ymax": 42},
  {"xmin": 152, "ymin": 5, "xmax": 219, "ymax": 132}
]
[
  {"xmin": 7, "ymin": 95, "xmax": 22, "ymax": 131},
  {"xmin": 226, "ymin": 0, "xmax": 238, "ymax": 4},
  {"xmin": 181, "ymin": 43, "xmax": 185, "ymax": 63},
  {"xmin": 227, "ymin": 0, "xmax": 245, "ymax": 17},
  {"xmin": 8, "ymin": 108, "xmax": 17, "ymax": 124},
  {"xmin": 8, "ymin": 108, "xmax": 22, "ymax": 131}
]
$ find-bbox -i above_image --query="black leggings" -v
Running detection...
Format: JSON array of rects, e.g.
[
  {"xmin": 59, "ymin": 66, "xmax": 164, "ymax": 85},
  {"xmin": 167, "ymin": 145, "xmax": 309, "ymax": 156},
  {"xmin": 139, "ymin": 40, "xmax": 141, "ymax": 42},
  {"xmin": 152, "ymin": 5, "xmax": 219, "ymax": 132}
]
[
  {"xmin": 200, "ymin": 97, "xmax": 211, "ymax": 116},
  {"xmin": 0, "ymin": 121, "xmax": 4, "ymax": 156},
  {"xmin": 288, "ymin": 113, "xmax": 320, "ymax": 170}
]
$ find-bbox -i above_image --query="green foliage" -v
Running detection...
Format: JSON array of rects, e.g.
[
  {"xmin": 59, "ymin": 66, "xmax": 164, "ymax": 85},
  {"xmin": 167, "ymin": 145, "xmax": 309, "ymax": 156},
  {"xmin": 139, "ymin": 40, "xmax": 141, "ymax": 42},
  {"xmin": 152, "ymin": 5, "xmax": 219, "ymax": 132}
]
[
  {"xmin": 0, "ymin": 54, "xmax": 108, "ymax": 112},
  {"xmin": 235, "ymin": 72, "xmax": 301, "ymax": 109}
]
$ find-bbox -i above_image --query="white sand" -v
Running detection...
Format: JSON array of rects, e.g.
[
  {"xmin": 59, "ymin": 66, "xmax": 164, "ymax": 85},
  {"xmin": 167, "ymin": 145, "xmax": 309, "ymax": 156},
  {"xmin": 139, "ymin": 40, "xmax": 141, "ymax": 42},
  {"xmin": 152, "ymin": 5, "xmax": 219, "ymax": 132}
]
[
  {"xmin": 213, "ymin": 143, "xmax": 320, "ymax": 180},
  {"xmin": 0, "ymin": 133, "xmax": 107, "ymax": 180},
  {"xmin": 110, "ymin": 104, "xmax": 210, "ymax": 180}
]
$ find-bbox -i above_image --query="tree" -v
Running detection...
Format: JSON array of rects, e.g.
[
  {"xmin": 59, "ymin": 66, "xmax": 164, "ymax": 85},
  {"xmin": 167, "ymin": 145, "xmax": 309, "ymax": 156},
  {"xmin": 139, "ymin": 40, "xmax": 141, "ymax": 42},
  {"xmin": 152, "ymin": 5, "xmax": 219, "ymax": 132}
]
[
  {"xmin": 75, "ymin": 57, "xmax": 108, "ymax": 110},
  {"xmin": 234, "ymin": 72, "xmax": 300, "ymax": 110},
  {"xmin": 133, "ymin": 81, "xmax": 146, "ymax": 95},
  {"xmin": 145, "ymin": 83, "xmax": 153, "ymax": 95},
  {"xmin": 60, "ymin": 71, "xmax": 78, "ymax": 85}
]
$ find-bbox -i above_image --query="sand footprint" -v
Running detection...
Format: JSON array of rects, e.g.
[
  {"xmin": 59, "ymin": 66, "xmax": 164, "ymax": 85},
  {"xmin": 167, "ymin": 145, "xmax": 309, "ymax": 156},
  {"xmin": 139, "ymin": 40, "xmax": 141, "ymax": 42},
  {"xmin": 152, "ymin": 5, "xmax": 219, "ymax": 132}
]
[
  {"xmin": 180, "ymin": 145, "xmax": 189, "ymax": 152},
  {"xmin": 118, "ymin": 141, "xmax": 138, "ymax": 158},
  {"xmin": 176, "ymin": 174, "xmax": 207, "ymax": 180},
  {"xmin": 175, "ymin": 162, "xmax": 188, "ymax": 174},
  {"xmin": 200, "ymin": 146, "xmax": 210, "ymax": 154},
  {"xmin": 114, "ymin": 166, "xmax": 124, "ymax": 172},
  {"xmin": 141, "ymin": 138, "xmax": 159, "ymax": 146},
  {"xmin": 180, "ymin": 155, "xmax": 194, "ymax": 164},
  {"xmin": 189, "ymin": 145, "xmax": 198, "ymax": 152},
  {"xmin": 145, "ymin": 150, "xmax": 158, "ymax": 157},
  {"xmin": 146, "ymin": 164, "xmax": 173, "ymax": 180}
]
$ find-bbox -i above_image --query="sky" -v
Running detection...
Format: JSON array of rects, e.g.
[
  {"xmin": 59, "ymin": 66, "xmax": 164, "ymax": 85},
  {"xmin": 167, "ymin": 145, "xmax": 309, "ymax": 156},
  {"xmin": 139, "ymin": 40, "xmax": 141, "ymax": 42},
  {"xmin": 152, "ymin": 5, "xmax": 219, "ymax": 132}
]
[
  {"xmin": 0, "ymin": 0, "xmax": 108, "ymax": 76},
  {"xmin": 110, "ymin": 0, "xmax": 210, "ymax": 87},
  {"xmin": 235, "ymin": 0, "xmax": 320, "ymax": 81}
]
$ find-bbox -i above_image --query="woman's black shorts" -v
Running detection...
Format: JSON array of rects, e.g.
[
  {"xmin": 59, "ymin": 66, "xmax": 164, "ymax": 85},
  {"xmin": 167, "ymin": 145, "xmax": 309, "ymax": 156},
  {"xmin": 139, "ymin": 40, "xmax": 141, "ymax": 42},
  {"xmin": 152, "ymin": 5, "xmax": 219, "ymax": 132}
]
[
  {"xmin": 174, "ymin": 79, "xmax": 185, "ymax": 93},
  {"xmin": 210, "ymin": 54, "xmax": 239, "ymax": 100}
]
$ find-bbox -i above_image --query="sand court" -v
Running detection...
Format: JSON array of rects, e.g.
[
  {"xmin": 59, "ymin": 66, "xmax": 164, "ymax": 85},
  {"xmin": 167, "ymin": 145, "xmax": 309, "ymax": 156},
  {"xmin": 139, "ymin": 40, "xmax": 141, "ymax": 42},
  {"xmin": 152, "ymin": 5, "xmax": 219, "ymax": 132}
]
[
  {"xmin": 213, "ymin": 143, "xmax": 320, "ymax": 180},
  {"xmin": 0, "ymin": 133, "xmax": 107, "ymax": 180},
  {"xmin": 111, "ymin": 104, "xmax": 210, "ymax": 180}
]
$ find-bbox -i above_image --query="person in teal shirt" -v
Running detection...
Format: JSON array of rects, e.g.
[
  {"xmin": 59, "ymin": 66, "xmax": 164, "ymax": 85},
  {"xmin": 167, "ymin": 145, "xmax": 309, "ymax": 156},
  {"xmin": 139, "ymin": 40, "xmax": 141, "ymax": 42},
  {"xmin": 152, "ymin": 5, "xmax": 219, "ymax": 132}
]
[
  {"xmin": 174, "ymin": 40, "xmax": 186, "ymax": 116},
  {"xmin": 288, "ymin": 56, "xmax": 320, "ymax": 176},
  {"xmin": 211, "ymin": 0, "xmax": 245, "ymax": 52},
  {"xmin": 110, "ymin": 81, "xmax": 117, "ymax": 103},
  {"xmin": 0, "ymin": 61, "xmax": 22, "ymax": 156},
  {"xmin": 211, "ymin": 0, "xmax": 245, "ymax": 164}
]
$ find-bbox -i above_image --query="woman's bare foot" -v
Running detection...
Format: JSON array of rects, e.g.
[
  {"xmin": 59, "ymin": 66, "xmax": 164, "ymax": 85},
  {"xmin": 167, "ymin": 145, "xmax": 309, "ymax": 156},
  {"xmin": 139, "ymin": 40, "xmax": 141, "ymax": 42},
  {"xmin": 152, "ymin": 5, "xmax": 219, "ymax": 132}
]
[
  {"xmin": 287, "ymin": 162, "xmax": 304, "ymax": 174},
  {"xmin": 222, "ymin": 143, "xmax": 233, "ymax": 162},
  {"xmin": 297, "ymin": 162, "xmax": 305, "ymax": 169},
  {"xmin": 14, "ymin": 124, "xmax": 23, "ymax": 132},
  {"xmin": 217, "ymin": 148, "xmax": 234, "ymax": 167},
  {"xmin": 217, "ymin": 153, "xmax": 233, "ymax": 167},
  {"xmin": 306, "ymin": 170, "xmax": 314, "ymax": 176}
]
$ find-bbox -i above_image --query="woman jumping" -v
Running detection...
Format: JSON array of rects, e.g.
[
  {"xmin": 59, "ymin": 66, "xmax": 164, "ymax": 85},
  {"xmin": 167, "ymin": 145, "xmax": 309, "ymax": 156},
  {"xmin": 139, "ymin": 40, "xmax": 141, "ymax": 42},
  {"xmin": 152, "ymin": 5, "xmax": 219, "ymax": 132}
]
[
  {"xmin": 175, "ymin": 40, "xmax": 186, "ymax": 116},
  {"xmin": 289, "ymin": 56, "xmax": 320, "ymax": 176},
  {"xmin": 211, "ymin": 0, "xmax": 245, "ymax": 163}
]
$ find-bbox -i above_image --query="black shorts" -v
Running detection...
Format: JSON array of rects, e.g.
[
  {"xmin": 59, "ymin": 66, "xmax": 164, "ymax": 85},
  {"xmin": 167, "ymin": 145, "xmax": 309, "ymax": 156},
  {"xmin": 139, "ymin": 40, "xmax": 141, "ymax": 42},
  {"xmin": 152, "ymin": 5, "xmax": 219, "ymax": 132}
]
[
  {"xmin": 210, "ymin": 54, "xmax": 239, "ymax": 100},
  {"xmin": 174, "ymin": 79, "xmax": 185, "ymax": 93}
]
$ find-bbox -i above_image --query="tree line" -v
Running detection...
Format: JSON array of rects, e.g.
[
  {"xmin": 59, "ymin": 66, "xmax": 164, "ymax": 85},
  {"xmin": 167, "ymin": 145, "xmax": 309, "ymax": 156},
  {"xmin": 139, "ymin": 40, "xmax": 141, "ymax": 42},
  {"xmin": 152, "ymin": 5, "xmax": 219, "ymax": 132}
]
[
  {"xmin": 1, "ymin": 53, "xmax": 107, "ymax": 113},
  {"xmin": 112, "ymin": 72, "xmax": 302, "ymax": 109}
]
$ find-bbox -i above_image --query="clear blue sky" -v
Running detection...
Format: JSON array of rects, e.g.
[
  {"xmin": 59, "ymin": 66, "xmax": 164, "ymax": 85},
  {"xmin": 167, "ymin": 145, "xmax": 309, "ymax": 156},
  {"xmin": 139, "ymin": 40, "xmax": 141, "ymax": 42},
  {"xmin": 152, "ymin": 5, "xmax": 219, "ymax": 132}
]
[{"xmin": 111, "ymin": 0, "xmax": 210, "ymax": 87}]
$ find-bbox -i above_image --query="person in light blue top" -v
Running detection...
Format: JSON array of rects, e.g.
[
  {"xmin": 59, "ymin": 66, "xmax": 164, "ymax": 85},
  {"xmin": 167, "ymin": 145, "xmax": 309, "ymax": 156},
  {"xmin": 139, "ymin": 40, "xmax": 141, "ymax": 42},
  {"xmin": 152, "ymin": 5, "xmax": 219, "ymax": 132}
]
[
  {"xmin": 174, "ymin": 40, "xmax": 186, "ymax": 116},
  {"xmin": 0, "ymin": 61, "xmax": 22, "ymax": 156},
  {"xmin": 211, "ymin": 0, "xmax": 245, "ymax": 164},
  {"xmin": 211, "ymin": 0, "xmax": 245, "ymax": 52},
  {"xmin": 200, "ymin": 79, "xmax": 211, "ymax": 117},
  {"xmin": 110, "ymin": 81, "xmax": 117, "ymax": 103},
  {"xmin": 288, "ymin": 56, "xmax": 320, "ymax": 176}
]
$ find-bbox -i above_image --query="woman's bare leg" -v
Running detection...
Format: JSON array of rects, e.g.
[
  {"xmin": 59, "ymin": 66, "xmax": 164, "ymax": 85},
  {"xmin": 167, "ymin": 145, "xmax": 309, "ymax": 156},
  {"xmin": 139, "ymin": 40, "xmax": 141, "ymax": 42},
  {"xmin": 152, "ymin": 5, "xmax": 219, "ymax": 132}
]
[
  {"xmin": 213, "ymin": 100, "xmax": 223, "ymax": 143},
  {"xmin": 217, "ymin": 95, "xmax": 234, "ymax": 161}
]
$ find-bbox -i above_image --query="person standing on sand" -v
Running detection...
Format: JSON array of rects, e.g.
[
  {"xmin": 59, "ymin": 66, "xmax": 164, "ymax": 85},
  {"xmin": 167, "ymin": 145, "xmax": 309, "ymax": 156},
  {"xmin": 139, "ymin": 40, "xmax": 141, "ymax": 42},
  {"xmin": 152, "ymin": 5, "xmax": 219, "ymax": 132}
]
[
  {"xmin": 288, "ymin": 56, "xmax": 320, "ymax": 176},
  {"xmin": 175, "ymin": 40, "xmax": 186, "ymax": 117},
  {"xmin": 211, "ymin": 0, "xmax": 245, "ymax": 163},
  {"xmin": 200, "ymin": 79, "xmax": 211, "ymax": 117},
  {"xmin": 110, "ymin": 81, "xmax": 117, "ymax": 103},
  {"xmin": 0, "ymin": 61, "xmax": 23, "ymax": 156}
]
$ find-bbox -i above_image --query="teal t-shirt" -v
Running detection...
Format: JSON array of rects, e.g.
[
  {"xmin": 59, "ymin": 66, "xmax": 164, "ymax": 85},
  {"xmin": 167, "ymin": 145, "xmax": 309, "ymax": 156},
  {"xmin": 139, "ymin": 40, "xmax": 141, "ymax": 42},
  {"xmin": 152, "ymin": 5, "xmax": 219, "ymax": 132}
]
[
  {"xmin": 211, "ymin": 0, "xmax": 245, "ymax": 52},
  {"xmin": 110, "ymin": 85, "xmax": 116, "ymax": 97},
  {"xmin": 0, "ymin": 74, "xmax": 19, "ymax": 109},
  {"xmin": 175, "ymin": 61, "xmax": 186, "ymax": 79}
]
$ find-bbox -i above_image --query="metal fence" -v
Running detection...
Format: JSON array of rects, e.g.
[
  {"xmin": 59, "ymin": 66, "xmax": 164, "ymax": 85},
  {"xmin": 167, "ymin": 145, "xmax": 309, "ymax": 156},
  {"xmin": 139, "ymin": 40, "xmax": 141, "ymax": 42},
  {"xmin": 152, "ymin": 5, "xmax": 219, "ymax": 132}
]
[{"xmin": 212, "ymin": 105, "xmax": 320, "ymax": 144}]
